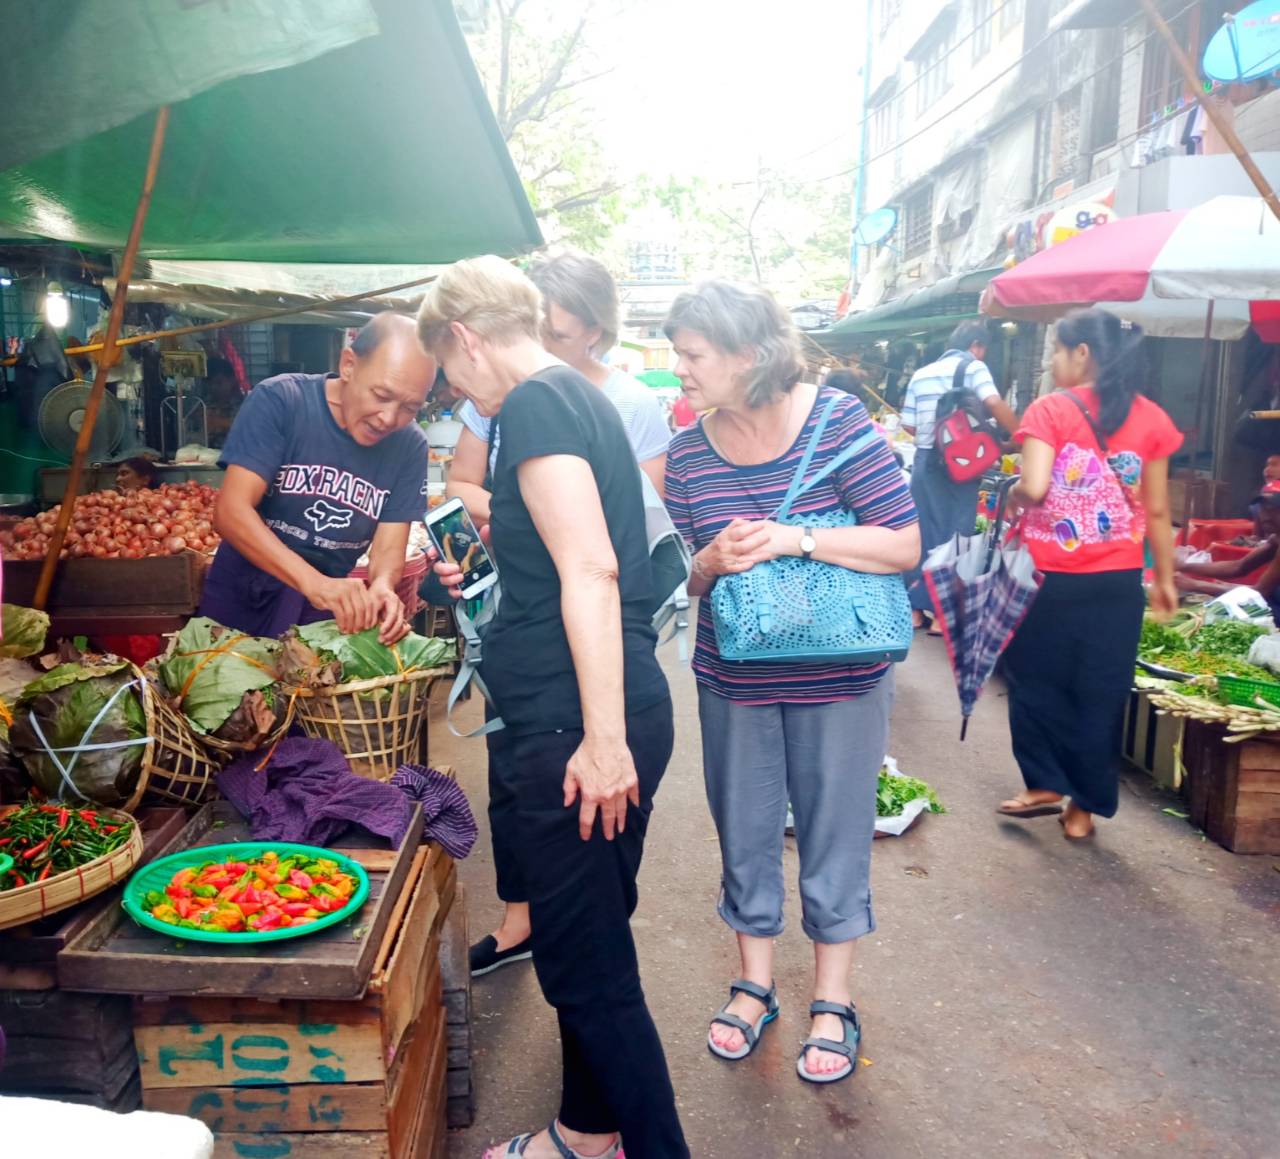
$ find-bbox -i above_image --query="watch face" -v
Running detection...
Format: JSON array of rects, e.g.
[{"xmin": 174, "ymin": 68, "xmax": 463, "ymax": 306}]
[{"xmin": 801, "ymin": 534, "xmax": 817, "ymax": 553}]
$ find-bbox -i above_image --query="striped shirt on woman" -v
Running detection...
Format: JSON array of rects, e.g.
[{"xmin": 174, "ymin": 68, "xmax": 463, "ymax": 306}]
[{"xmin": 665, "ymin": 386, "xmax": 918, "ymax": 703}]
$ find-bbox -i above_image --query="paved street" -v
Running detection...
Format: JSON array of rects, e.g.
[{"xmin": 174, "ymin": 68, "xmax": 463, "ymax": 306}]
[{"xmin": 437, "ymin": 635, "xmax": 1280, "ymax": 1159}]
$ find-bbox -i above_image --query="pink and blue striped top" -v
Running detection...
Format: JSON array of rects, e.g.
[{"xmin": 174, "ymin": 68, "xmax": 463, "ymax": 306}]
[{"xmin": 666, "ymin": 386, "xmax": 917, "ymax": 703}]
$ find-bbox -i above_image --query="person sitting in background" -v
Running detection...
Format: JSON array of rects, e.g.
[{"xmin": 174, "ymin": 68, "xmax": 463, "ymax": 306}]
[
  {"xmin": 1178, "ymin": 482, "xmax": 1280, "ymax": 618},
  {"xmin": 115, "ymin": 456, "xmax": 159, "ymax": 491},
  {"xmin": 1245, "ymin": 455, "xmax": 1280, "ymax": 539}
]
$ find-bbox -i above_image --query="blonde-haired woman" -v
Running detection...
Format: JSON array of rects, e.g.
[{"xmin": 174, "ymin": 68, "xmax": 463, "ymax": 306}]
[{"xmin": 419, "ymin": 256, "xmax": 687, "ymax": 1159}]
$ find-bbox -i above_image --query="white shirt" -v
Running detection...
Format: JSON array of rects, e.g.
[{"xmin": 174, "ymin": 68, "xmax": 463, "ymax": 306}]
[
  {"xmin": 900, "ymin": 350, "xmax": 999, "ymax": 449},
  {"xmin": 457, "ymin": 367, "xmax": 672, "ymax": 472}
]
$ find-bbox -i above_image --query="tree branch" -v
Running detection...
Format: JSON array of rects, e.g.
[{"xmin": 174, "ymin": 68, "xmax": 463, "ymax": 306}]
[{"xmin": 535, "ymin": 182, "xmax": 620, "ymax": 217}]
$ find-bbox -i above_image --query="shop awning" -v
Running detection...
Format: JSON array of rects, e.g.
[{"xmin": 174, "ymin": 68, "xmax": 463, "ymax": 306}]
[
  {"xmin": 1050, "ymin": 0, "xmax": 1145, "ymax": 31},
  {"xmin": 0, "ymin": 0, "xmax": 542, "ymax": 264},
  {"xmin": 812, "ymin": 268, "xmax": 1001, "ymax": 354}
]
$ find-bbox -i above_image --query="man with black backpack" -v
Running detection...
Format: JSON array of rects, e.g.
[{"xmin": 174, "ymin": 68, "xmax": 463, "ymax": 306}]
[{"xmin": 901, "ymin": 321, "xmax": 1019, "ymax": 632}]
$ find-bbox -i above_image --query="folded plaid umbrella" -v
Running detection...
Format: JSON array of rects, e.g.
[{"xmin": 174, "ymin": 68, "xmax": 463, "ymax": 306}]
[{"xmin": 923, "ymin": 512, "xmax": 1041, "ymax": 739}]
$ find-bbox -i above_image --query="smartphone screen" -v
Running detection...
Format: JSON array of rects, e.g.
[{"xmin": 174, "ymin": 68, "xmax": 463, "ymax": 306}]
[{"xmin": 426, "ymin": 501, "xmax": 496, "ymax": 592}]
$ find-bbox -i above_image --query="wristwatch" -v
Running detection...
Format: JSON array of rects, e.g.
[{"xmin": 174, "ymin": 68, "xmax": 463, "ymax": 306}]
[{"xmin": 799, "ymin": 528, "xmax": 816, "ymax": 560}]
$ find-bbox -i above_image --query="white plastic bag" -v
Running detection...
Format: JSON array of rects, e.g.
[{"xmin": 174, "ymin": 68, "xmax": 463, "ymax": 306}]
[{"xmin": 1203, "ymin": 586, "xmax": 1275, "ymax": 627}]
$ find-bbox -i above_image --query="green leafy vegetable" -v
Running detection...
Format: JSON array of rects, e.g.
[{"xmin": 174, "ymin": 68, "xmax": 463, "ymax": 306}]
[
  {"xmin": 158, "ymin": 617, "xmax": 281, "ymax": 739},
  {"xmin": 1191, "ymin": 621, "xmax": 1269, "ymax": 659},
  {"xmin": 0, "ymin": 604, "xmax": 49, "ymax": 659},
  {"xmin": 11, "ymin": 662, "xmax": 147, "ymax": 804},
  {"xmin": 876, "ymin": 769, "xmax": 945, "ymax": 818},
  {"xmin": 294, "ymin": 621, "xmax": 456, "ymax": 683}
]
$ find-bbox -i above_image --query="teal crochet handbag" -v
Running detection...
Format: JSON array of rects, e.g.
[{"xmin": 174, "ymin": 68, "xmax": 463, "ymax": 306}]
[{"xmin": 710, "ymin": 395, "xmax": 913, "ymax": 665}]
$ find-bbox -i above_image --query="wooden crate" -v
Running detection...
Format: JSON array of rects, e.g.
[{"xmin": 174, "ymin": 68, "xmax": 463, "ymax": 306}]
[
  {"xmin": 0, "ymin": 806, "xmax": 186, "ymax": 992},
  {"xmin": 0, "ymin": 990, "xmax": 137, "ymax": 1107},
  {"xmin": 57, "ymin": 799, "xmax": 423, "ymax": 999},
  {"xmin": 0, "ymin": 551, "xmax": 207, "ymax": 635},
  {"xmin": 139, "ymin": 842, "xmax": 456, "ymax": 1159},
  {"xmin": 1185, "ymin": 721, "xmax": 1280, "ymax": 853},
  {"xmin": 1123, "ymin": 691, "xmax": 1184, "ymax": 791},
  {"xmin": 438, "ymin": 886, "xmax": 474, "ymax": 1129}
]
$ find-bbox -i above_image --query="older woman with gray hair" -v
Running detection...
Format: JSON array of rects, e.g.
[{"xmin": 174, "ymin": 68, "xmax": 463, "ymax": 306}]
[
  {"xmin": 664, "ymin": 280, "xmax": 919, "ymax": 1084},
  {"xmin": 420, "ymin": 256, "xmax": 687, "ymax": 1159}
]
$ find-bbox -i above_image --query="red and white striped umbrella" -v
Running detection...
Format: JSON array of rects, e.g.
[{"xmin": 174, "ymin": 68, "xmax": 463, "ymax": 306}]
[{"xmin": 983, "ymin": 196, "xmax": 1280, "ymax": 341}]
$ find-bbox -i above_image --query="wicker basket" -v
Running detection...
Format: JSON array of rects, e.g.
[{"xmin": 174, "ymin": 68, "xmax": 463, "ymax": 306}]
[
  {"xmin": 288, "ymin": 667, "xmax": 451, "ymax": 781},
  {"xmin": 0, "ymin": 806, "xmax": 144, "ymax": 931},
  {"xmin": 123, "ymin": 668, "xmax": 222, "ymax": 812},
  {"xmin": 195, "ymin": 707, "xmax": 293, "ymax": 764}
]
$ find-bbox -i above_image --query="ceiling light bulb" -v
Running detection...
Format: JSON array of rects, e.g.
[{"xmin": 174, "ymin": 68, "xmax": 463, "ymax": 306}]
[{"xmin": 45, "ymin": 281, "xmax": 69, "ymax": 329}]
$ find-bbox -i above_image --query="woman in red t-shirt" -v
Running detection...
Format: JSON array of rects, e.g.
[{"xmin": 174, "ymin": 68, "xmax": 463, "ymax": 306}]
[{"xmin": 999, "ymin": 309, "xmax": 1181, "ymax": 839}]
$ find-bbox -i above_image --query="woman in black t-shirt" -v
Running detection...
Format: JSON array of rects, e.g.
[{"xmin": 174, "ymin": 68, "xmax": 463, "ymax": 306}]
[{"xmin": 417, "ymin": 257, "xmax": 687, "ymax": 1159}]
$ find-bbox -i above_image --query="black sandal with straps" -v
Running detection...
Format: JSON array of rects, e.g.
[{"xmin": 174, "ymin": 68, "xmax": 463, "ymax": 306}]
[
  {"xmin": 707, "ymin": 978, "xmax": 779, "ymax": 1061},
  {"xmin": 796, "ymin": 1000, "xmax": 861, "ymax": 1084}
]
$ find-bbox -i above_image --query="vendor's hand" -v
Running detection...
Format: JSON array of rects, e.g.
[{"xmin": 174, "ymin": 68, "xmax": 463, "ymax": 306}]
[
  {"xmin": 1149, "ymin": 577, "xmax": 1179, "ymax": 620},
  {"xmin": 563, "ymin": 733, "xmax": 640, "ymax": 842},
  {"xmin": 368, "ymin": 581, "xmax": 410, "ymax": 645},
  {"xmin": 700, "ymin": 518, "xmax": 773, "ymax": 577},
  {"xmin": 304, "ymin": 575, "xmax": 380, "ymax": 634}
]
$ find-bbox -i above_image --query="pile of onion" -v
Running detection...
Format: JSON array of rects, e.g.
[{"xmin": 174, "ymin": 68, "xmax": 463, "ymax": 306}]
[{"xmin": 4, "ymin": 482, "xmax": 221, "ymax": 561}]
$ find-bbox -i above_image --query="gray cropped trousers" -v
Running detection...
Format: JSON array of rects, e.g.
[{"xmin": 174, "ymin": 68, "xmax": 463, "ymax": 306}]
[{"xmin": 697, "ymin": 672, "xmax": 892, "ymax": 944}]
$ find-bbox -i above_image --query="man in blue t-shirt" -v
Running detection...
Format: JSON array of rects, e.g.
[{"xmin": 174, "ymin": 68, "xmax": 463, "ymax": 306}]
[{"xmin": 199, "ymin": 314, "xmax": 435, "ymax": 641}]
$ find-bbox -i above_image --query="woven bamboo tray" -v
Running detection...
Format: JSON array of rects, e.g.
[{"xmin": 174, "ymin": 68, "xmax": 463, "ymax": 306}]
[
  {"xmin": 289, "ymin": 667, "xmax": 451, "ymax": 781},
  {"xmin": 0, "ymin": 807, "xmax": 144, "ymax": 931},
  {"xmin": 123, "ymin": 667, "xmax": 222, "ymax": 812}
]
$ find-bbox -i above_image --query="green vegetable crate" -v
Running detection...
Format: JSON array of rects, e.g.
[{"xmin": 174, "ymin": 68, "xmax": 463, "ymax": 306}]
[{"xmin": 1217, "ymin": 674, "xmax": 1280, "ymax": 710}]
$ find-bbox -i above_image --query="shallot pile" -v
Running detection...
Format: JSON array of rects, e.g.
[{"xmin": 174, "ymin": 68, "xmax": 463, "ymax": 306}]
[{"xmin": 4, "ymin": 482, "xmax": 220, "ymax": 561}]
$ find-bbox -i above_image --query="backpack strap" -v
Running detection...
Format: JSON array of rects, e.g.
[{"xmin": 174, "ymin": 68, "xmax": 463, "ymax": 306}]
[
  {"xmin": 951, "ymin": 353, "xmax": 975, "ymax": 393},
  {"xmin": 446, "ymin": 593, "xmax": 506, "ymax": 738}
]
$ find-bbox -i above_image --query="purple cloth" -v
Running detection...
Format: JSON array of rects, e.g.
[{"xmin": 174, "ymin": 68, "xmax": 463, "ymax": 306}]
[
  {"xmin": 217, "ymin": 737, "xmax": 416, "ymax": 848},
  {"xmin": 390, "ymin": 764, "xmax": 478, "ymax": 859}
]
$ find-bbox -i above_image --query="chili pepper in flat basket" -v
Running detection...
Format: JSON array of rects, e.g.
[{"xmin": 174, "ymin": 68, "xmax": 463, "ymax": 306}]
[
  {"xmin": 22, "ymin": 836, "xmax": 53, "ymax": 861},
  {"xmin": 37, "ymin": 862, "xmax": 53, "ymax": 882},
  {"xmin": 57, "ymin": 807, "xmax": 69, "ymax": 829}
]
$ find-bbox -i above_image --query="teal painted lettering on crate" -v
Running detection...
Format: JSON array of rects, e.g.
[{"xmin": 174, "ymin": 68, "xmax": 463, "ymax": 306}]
[
  {"xmin": 309, "ymin": 1064, "xmax": 346, "ymax": 1082},
  {"xmin": 232, "ymin": 1139, "xmax": 293, "ymax": 1159},
  {"xmin": 231, "ymin": 1034, "xmax": 291, "ymax": 1073},
  {"xmin": 309, "ymin": 1095, "xmax": 345, "ymax": 1126},
  {"xmin": 308, "ymin": 1046, "xmax": 338, "ymax": 1059},
  {"xmin": 158, "ymin": 1032, "xmax": 224, "ymax": 1077},
  {"xmin": 233, "ymin": 1088, "xmax": 292, "ymax": 1113},
  {"xmin": 187, "ymin": 1089, "xmax": 225, "ymax": 1134},
  {"xmin": 297, "ymin": 1023, "xmax": 337, "ymax": 1037}
]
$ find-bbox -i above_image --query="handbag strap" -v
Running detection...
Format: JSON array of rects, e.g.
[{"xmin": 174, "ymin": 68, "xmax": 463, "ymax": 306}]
[
  {"xmin": 774, "ymin": 426, "xmax": 885, "ymax": 523},
  {"xmin": 776, "ymin": 393, "xmax": 841, "ymax": 519},
  {"xmin": 1064, "ymin": 390, "xmax": 1108, "ymax": 453}
]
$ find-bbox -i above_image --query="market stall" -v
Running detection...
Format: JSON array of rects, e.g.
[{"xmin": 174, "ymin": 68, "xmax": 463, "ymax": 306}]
[{"xmin": 0, "ymin": 2, "xmax": 540, "ymax": 1152}]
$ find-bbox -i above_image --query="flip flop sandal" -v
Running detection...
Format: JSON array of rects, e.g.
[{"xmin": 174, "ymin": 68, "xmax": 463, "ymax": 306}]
[
  {"xmin": 484, "ymin": 1121, "xmax": 624, "ymax": 1159},
  {"xmin": 707, "ymin": 978, "xmax": 779, "ymax": 1061},
  {"xmin": 997, "ymin": 799, "xmax": 1063, "ymax": 819},
  {"xmin": 796, "ymin": 1000, "xmax": 861, "ymax": 1085}
]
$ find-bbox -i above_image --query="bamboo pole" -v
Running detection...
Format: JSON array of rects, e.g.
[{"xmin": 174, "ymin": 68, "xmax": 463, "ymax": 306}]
[
  {"xmin": 1138, "ymin": 0, "xmax": 1280, "ymax": 223},
  {"xmin": 33, "ymin": 107, "xmax": 170, "ymax": 611}
]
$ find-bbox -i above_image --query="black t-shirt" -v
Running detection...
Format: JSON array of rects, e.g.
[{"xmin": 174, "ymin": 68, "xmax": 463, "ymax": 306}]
[{"xmin": 482, "ymin": 365, "xmax": 668, "ymax": 735}]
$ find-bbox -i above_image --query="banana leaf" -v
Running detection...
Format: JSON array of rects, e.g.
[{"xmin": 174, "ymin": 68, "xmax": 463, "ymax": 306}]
[
  {"xmin": 11, "ymin": 661, "xmax": 148, "ymax": 805},
  {"xmin": 0, "ymin": 604, "xmax": 50, "ymax": 659},
  {"xmin": 293, "ymin": 620, "xmax": 455, "ymax": 682},
  {"xmin": 158, "ymin": 617, "xmax": 282, "ymax": 739}
]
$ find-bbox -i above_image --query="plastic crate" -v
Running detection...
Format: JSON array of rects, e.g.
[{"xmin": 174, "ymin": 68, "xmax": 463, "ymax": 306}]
[{"xmin": 1217, "ymin": 674, "xmax": 1280, "ymax": 709}]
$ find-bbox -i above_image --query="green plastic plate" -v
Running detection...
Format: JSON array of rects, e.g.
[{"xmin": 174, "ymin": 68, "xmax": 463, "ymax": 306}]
[{"xmin": 122, "ymin": 841, "xmax": 370, "ymax": 945}]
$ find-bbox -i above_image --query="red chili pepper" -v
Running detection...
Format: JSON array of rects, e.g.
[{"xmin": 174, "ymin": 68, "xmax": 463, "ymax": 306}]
[
  {"xmin": 0, "ymin": 838, "xmax": 12, "ymax": 847},
  {"xmin": 57, "ymin": 807, "xmax": 69, "ymax": 828},
  {"xmin": 102, "ymin": 825, "xmax": 118, "ymax": 834},
  {"xmin": 37, "ymin": 862, "xmax": 53, "ymax": 882},
  {"xmin": 22, "ymin": 836, "xmax": 52, "ymax": 861},
  {"xmin": 10, "ymin": 872, "xmax": 26, "ymax": 886}
]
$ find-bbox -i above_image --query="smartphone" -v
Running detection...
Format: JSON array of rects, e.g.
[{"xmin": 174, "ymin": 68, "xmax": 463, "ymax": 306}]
[{"xmin": 424, "ymin": 497, "xmax": 498, "ymax": 599}]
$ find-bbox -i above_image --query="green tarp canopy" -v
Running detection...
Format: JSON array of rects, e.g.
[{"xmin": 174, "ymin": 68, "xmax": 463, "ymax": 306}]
[
  {"xmin": 813, "ymin": 268, "xmax": 1001, "ymax": 354},
  {"xmin": 0, "ymin": 0, "xmax": 541, "ymax": 263}
]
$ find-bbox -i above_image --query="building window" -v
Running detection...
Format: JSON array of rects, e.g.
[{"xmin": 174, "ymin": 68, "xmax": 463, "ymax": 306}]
[
  {"xmin": 916, "ymin": 38, "xmax": 951, "ymax": 116},
  {"xmin": 871, "ymin": 95, "xmax": 903, "ymax": 155},
  {"xmin": 1054, "ymin": 85, "xmax": 1082, "ymax": 175},
  {"xmin": 880, "ymin": 0, "xmax": 901, "ymax": 34},
  {"xmin": 1138, "ymin": 2, "xmax": 1212, "ymax": 127},
  {"xmin": 999, "ymin": 0, "xmax": 1024, "ymax": 36},
  {"xmin": 972, "ymin": 0, "xmax": 992, "ymax": 61},
  {"xmin": 901, "ymin": 185, "xmax": 934, "ymax": 258}
]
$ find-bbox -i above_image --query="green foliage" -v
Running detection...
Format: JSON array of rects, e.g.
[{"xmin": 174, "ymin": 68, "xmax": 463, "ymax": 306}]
[
  {"xmin": 295, "ymin": 621, "xmax": 456, "ymax": 682},
  {"xmin": 158, "ymin": 618, "xmax": 280, "ymax": 736},
  {"xmin": 0, "ymin": 604, "xmax": 49, "ymax": 659},
  {"xmin": 876, "ymin": 769, "xmax": 945, "ymax": 818}
]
